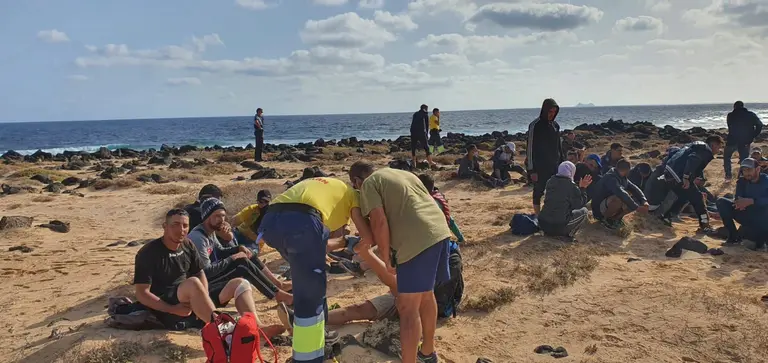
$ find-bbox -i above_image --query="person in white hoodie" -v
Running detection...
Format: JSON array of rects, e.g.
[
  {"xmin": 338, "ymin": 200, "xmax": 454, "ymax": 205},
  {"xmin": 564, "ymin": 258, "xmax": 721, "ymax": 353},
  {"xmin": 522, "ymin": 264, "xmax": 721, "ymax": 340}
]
[{"xmin": 491, "ymin": 142, "xmax": 527, "ymax": 182}]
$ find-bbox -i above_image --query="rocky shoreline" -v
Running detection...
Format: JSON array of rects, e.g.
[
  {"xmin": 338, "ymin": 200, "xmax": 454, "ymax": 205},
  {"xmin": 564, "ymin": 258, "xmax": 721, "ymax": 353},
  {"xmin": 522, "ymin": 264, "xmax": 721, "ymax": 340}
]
[{"xmin": 4, "ymin": 119, "xmax": 755, "ymax": 166}]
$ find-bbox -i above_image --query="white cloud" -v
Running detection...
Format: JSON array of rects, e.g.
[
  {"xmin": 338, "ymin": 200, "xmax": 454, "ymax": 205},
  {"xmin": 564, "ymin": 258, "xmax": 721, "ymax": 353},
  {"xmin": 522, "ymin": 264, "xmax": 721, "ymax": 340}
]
[
  {"xmin": 373, "ymin": 11, "xmax": 418, "ymax": 31},
  {"xmin": 235, "ymin": 0, "xmax": 269, "ymax": 10},
  {"xmin": 67, "ymin": 74, "xmax": 89, "ymax": 81},
  {"xmin": 614, "ymin": 16, "xmax": 664, "ymax": 34},
  {"xmin": 408, "ymin": 0, "xmax": 476, "ymax": 17},
  {"xmin": 37, "ymin": 29, "xmax": 70, "ymax": 43},
  {"xmin": 467, "ymin": 3, "xmax": 604, "ymax": 31},
  {"xmin": 416, "ymin": 31, "xmax": 578, "ymax": 55},
  {"xmin": 192, "ymin": 34, "xmax": 224, "ymax": 52},
  {"xmin": 313, "ymin": 0, "xmax": 348, "ymax": 5},
  {"xmin": 166, "ymin": 77, "xmax": 202, "ymax": 86},
  {"xmin": 645, "ymin": 0, "xmax": 672, "ymax": 12},
  {"xmin": 684, "ymin": 0, "xmax": 768, "ymax": 36},
  {"xmin": 359, "ymin": 0, "xmax": 384, "ymax": 9},
  {"xmin": 300, "ymin": 12, "xmax": 396, "ymax": 48}
]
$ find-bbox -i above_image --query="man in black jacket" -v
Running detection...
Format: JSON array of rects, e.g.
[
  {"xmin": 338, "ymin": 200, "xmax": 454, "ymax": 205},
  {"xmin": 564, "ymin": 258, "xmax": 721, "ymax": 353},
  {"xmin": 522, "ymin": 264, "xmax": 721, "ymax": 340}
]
[
  {"xmin": 660, "ymin": 136, "xmax": 724, "ymax": 231},
  {"xmin": 254, "ymin": 107, "xmax": 265, "ymax": 162},
  {"xmin": 591, "ymin": 159, "xmax": 649, "ymax": 229},
  {"xmin": 526, "ymin": 98, "xmax": 563, "ymax": 215},
  {"xmin": 724, "ymin": 101, "xmax": 763, "ymax": 179},
  {"xmin": 411, "ymin": 104, "xmax": 435, "ymax": 167}
]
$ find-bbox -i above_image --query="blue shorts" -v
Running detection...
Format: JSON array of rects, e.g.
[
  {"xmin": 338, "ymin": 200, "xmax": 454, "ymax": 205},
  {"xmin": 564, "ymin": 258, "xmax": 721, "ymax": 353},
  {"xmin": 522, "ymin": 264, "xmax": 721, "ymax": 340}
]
[{"xmin": 396, "ymin": 239, "xmax": 451, "ymax": 294}]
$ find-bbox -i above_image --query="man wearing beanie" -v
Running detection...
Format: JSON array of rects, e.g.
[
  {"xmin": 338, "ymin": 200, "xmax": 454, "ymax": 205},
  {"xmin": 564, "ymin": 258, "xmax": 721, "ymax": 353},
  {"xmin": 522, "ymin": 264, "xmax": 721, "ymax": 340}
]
[
  {"xmin": 258, "ymin": 177, "xmax": 373, "ymax": 362},
  {"xmin": 184, "ymin": 184, "xmax": 223, "ymax": 230},
  {"xmin": 188, "ymin": 198, "xmax": 293, "ymax": 305}
]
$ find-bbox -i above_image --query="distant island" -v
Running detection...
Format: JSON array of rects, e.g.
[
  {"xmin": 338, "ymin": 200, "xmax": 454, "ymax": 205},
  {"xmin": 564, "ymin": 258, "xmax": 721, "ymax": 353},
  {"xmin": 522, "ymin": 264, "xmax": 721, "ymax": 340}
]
[{"xmin": 575, "ymin": 103, "xmax": 596, "ymax": 107}]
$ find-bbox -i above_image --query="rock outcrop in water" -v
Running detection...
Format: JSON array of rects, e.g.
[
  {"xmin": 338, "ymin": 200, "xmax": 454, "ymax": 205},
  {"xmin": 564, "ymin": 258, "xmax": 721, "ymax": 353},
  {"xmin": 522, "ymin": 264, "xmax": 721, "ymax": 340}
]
[{"xmin": 0, "ymin": 119, "xmax": 745, "ymax": 164}]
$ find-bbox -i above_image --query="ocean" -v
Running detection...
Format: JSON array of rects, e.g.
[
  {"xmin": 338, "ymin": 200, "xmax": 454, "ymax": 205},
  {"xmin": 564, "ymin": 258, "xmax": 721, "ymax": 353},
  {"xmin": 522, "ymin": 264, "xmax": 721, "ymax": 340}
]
[{"xmin": 1, "ymin": 104, "xmax": 767, "ymax": 155}]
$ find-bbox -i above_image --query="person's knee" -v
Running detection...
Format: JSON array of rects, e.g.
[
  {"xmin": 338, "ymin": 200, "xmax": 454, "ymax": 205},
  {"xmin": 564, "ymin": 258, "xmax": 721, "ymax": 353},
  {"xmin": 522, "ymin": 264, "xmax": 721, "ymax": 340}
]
[
  {"xmin": 183, "ymin": 276, "xmax": 205, "ymax": 291},
  {"xmin": 716, "ymin": 197, "xmax": 732, "ymax": 210},
  {"xmin": 396, "ymin": 294, "xmax": 422, "ymax": 316}
]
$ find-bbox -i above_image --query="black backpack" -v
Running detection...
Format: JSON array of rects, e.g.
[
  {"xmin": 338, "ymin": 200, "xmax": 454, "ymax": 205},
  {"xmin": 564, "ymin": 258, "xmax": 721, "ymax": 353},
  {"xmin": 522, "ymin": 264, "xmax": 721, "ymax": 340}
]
[{"xmin": 434, "ymin": 242, "xmax": 464, "ymax": 318}]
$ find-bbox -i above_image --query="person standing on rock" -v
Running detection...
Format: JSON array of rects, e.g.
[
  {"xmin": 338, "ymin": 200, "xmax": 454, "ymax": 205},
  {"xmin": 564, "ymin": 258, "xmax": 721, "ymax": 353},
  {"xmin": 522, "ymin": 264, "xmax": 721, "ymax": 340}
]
[
  {"xmin": 254, "ymin": 107, "xmax": 265, "ymax": 162},
  {"xmin": 526, "ymin": 98, "xmax": 564, "ymax": 216},
  {"xmin": 411, "ymin": 104, "xmax": 435, "ymax": 168},
  {"xmin": 724, "ymin": 101, "xmax": 763, "ymax": 179},
  {"xmin": 349, "ymin": 161, "xmax": 452, "ymax": 363}
]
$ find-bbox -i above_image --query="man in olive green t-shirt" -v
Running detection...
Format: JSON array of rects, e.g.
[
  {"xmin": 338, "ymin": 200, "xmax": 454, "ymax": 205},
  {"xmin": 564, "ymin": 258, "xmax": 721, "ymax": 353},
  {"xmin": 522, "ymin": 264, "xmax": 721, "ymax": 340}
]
[{"xmin": 349, "ymin": 161, "xmax": 451, "ymax": 363}]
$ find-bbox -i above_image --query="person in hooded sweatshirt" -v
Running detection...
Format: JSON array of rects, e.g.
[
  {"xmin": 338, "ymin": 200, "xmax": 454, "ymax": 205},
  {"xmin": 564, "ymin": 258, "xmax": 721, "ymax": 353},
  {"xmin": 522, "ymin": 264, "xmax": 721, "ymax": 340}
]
[
  {"xmin": 628, "ymin": 163, "xmax": 652, "ymax": 191},
  {"xmin": 574, "ymin": 153, "xmax": 603, "ymax": 202},
  {"xmin": 538, "ymin": 161, "xmax": 593, "ymax": 241},
  {"xmin": 724, "ymin": 101, "xmax": 763, "ymax": 179},
  {"xmin": 526, "ymin": 98, "xmax": 564, "ymax": 215},
  {"xmin": 716, "ymin": 158, "xmax": 768, "ymax": 249},
  {"xmin": 411, "ymin": 104, "xmax": 436, "ymax": 168},
  {"xmin": 492, "ymin": 142, "xmax": 526, "ymax": 182},
  {"xmin": 659, "ymin": 135, "xmax": 724, "ymax": 231},
  {"xmin": 592, "ymin": 159, "xmax": 649, "ymax": 229}
]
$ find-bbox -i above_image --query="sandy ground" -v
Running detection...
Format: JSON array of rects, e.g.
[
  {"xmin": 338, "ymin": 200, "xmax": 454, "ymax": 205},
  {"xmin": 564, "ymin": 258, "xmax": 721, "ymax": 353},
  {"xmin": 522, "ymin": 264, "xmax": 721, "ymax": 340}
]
[{"xmin": 3, "ymin": 141, "xmax": 768, "ymax": 363}]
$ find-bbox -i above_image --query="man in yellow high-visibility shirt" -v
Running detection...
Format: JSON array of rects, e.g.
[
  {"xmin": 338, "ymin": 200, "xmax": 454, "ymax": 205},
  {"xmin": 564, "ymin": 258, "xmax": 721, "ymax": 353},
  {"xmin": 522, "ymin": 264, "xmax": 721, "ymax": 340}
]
[
  {"xmin": 258, "ymin": 177, "xmax": 372, "ymax": 363},
  {"xmin": 428, "ymin": 108, "xmax": 443, "ymax": 155}
]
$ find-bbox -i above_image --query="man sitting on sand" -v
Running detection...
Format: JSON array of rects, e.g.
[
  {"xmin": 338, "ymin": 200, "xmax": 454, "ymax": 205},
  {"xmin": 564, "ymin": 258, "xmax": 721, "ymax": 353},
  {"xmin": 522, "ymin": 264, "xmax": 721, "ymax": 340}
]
[
  {"xmin": 231, "ymin": 190, "xmax": 271, "ymax": 253},
  {"xmin": 457, "ymin": 144, "xmax": 500, "ymax": 187},
  {"xmin": 349, "ymin": 161, "xmax": 452, "ymax": 363},
  {"xmin": 188, "ymin": 198, "xmax": 293, "ymax": 304},
  {"xmin": 418, "ymin": 174, "xmax": 465, "ymax": 243},
  {"xmin": 716, "ymin": 158, "xmax": 768, "ymax": 250},
  {"xmin": 659, "ymin": 136, "xmax": 724, "ymax": 232},
  {"xmin": 600, "ymin": 143, "xmax": 624, "ymax": 174},
  {"xmin": 574, "ymin": 154, "xmax": 603, "ymax": 202},
  {"xmin": 592, "ymin": 159, "xmax": 649, "ymax": 229},
  {"xmin": 751, "ymin": 147, "xmax": 768, "ymax": 173},
  {"xmin": 539, "ymin": 161, "xmax": 592, "ymax": 241},
  {"xmin": 258, "ymin": 176, "xmax": 373, "ymax": 362},
  {"xmin": 492, "ymin": 142, "xmax": 526, "ymax": 183},
  {"xmin": 184, "ymin": 184, "xmax": 223, "ymax": 230},
  {"xmin": 133, "ymin": 208, "xmax": 284, "ymax": 337}
]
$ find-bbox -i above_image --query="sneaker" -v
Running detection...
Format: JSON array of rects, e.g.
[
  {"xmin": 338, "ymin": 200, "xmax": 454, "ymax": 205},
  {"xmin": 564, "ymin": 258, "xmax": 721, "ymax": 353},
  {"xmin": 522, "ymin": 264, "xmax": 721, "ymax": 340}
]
[
  {"xmin": 325, "ymin": 329, "xmax": 341, "ymax": 345},
  {"xmin": 328, "ymin": 250, "xmax": 354, "ymax": 262},
  {"xmin": 723, "ymin": 236, "xmax": 743, "ymax": 246},
  {"xmin": 418, "ymin": 351, "xmax": 439, "ymax": 363},
  {"xmin": 601, "ymin": 218, "xmax": 620, "ymax": 230},
  {"xmin": 698, "ymin": 225, "xmax": 716, "ymax": 235},
  {"xmin": 659, "ymin": 215, "xmax": 673, "ymax": 227},
  {"xmin": 338, "ymin": 260, "xmax": 365, "ymax": 278},
  {"xmin": 670, "ymin": 215, "xmax": 684, "ymax": 223},
  {"xmin": 328, "ymin": 262, "xmax": 347, "ymax": 274}
]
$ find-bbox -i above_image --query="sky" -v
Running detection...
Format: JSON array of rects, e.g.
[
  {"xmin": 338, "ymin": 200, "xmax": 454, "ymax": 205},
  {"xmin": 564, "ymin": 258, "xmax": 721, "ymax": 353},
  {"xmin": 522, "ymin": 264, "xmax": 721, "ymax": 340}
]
[{"xmin": 0, "ymin": 0, "xmax": 767, "ymax": 121}]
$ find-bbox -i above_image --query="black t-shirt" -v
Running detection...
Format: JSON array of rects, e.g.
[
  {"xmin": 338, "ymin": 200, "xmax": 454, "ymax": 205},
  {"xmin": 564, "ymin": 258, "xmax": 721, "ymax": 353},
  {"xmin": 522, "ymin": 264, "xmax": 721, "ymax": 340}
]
[
  {"xmin": 183, "ymin": 202, "xmax": 203, "ymax": 231},
  {"xmin": 133, "ymin": 238, "xmax": 205, "ymax": 298}
]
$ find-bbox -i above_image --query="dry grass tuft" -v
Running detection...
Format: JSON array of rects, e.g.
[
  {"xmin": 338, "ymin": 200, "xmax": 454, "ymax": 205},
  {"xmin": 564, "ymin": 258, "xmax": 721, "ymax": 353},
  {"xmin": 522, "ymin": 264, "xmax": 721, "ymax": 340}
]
[
  {"xmin": 492, "ymin": 213, "xmax": 514, "ymax": 226},
  {"xmin": 32, "ymin": 195, "xmax": 56, "ymax": 203},
  {"xmin": 432, "ymin": 154, "xmax": 460, "ymax": 166},
  {"xmin": 145, "ymin": 184, "xmax": 194, "ymax": 195},
  {"xmin": 114, "ymin": 178, "xmax": 140, "ymax": 189},
  {"xmin": 9, "ymin": 168, "xmax": 72, "ymax": 182},
  {"xmin": 199, "ymin": 163, "xmax": 239, "ymax": 176},
  {"xmin": 7, "ymin": 203, "xmax": 24, "ymax": 210},
  {"xmin": 584, "ymin": 344, "xmax": 598, "ymax": 355},
  {"xmin": 58, "ymin": 337, "xmax": 193, "ymax": 363},
  {"xmin": 220, "ymin": 182, "xmax": 282, "ymax": 215},
  {"xmin": 524, "ymin": 245, "xmax": 600, "ymax": 296},
  {"xmin": 462, "ymin": 286, "xmax": 520, "ymax": 312},
  {"xmin": 218, "ymin": 151, "xmax": 250, "ymax": 163},
  {"xmin": 135, "ymin": 170, "xmax": 204, "ymax": 183},
  {"xmin": 92, "ymin": 179, "xmax": 114, "ymax": 190}
]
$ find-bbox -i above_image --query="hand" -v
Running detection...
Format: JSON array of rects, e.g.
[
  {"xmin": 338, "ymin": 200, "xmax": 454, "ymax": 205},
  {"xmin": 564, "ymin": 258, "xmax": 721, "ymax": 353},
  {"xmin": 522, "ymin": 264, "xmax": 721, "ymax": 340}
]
[
  {"xmin": 636, "ymin": 204, "xmax": 650, "ymax": 214},
  {"xmin": 682, "ymin": 179, "xmax": 690, "ymax": 189},
  {"xmin": 579, "ymin": 175, "xmax": 593, "ymax": 188},
  {"xmin": 237, "ymin": 246, "xmax": 253, "ymax": 258},
  {"xmin": 735, "ymin": 198, "xmax": 754, "ymax": 210},
  {"xmin": 169, "ymin": 303, "xmax": 192, "ymax": 317},
  {"xmin": 530, "ymin": 173, "xmax": 538, "ymax": 182},
  {"xmin": 694, "ymin": 177, "xmax": 704, "ymax": 187},
  {"xmin": 231, "ymin": 252, "xmax": 249, "ymax": 260},
  {"xmin": 219, "ymin": 222, "xmax": 232, "ymax": 233},
  {"xmin": 353, "ymin": 238, "xmax": 373, "ymax": 255}
]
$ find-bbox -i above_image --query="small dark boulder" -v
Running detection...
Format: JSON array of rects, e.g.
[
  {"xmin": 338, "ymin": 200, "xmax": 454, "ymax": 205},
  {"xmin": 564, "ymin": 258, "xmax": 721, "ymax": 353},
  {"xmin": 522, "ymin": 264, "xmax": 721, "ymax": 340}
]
[
  {"xmin": 44, "ymin": 183, "xmax": 64, "ymax": 193},
  {"xmin": 151, "ymin": 173, "xmax": 170, "ymax": 184},
  {"xmin": 333, "ymin": 152, "xmax": 349, "ymax": 161},
  {"xmin": 136, "ymin": 175, "xmax": 154, "ymax": 183},
  {"xmin": 251, "ymin": 168, "xmax": 281, "ymax": 180},
  {"xmin": 629, "ymin": 140, "xmax": 644, "ymax": 149},
  {"xmin": 178, "ymin": 145, "xmax": 199, "ymax": 154},
  {"xmin": 30, "ymin": 150, "xmax": 54, "ymax": 161},
  {"xmin": 61, "ymin": 176, "xmax": 82, "ymax": 186},
  {"xmin": 63, "ymin": 190, "xmax": 85, "ymax": 197},
  {"xmin": 8, "ymin": 245, "xmax": 34, "ymax": 253},
  {"xmin": 0, "ymin": 216, "xmax": 34, "ymax": 230},
  {"xmin": 1, "ymin": 184, "xmax": 22, "ymax": 195},
  {"xmin": 38, "ymin": 220, "xmax": 70, "ymax": 233},
  {"xmin": 1, "ymin": 150, "xmax": 23, "ymax": 161},
  {"xmin": 240, "ymin": 161, "xmax": 264, "ymax": 170},
  {"xmin": 148, "ymin": 156, "xmax": 171, "ymax": 165},
  {"xmin": 314, "ymin": 139, "xmax": 326, "ymax": 147},
  {"xmin": 63, "ymin": 159, "xmax": 89, "ymax": 170},
  {"xmin": 30, "ymin": 174, "xmax": 53, "ymax": 184},
  {"xmin": 95, "ymin": 147, "xmax": 113, "ymax": 159},
  {"xmin": 77, "ymin": 179, "xmax": 93, "ymax": 189},
  {"xmin": 169, "ymin": 159, "xmax": 196, "ymax": 169}
]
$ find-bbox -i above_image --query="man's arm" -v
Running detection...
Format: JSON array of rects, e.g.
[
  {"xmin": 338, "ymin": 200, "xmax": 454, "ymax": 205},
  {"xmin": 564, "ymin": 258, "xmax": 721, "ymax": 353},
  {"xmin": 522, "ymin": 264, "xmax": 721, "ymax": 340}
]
[
  {"xmin": 626, "ymin": 180, "xmax": 647, "ymax": 205},
  {"xmin": 368, "ymin": 207, "xmax": 392, "ymax": 268},
  {"xmin": 735, "ymin": 179, "xmax": 746, "ymax": 199},
  {"xmin": 355, "ymin": 243, "xmax": 397, "ymax": 294},
  {"xmin": 135, "ymin": 284, "xmax": 178, "ymax": 313},
  {"xmin": 682, "ymin": 153, "xmax": 703, "ymax": 181},
  {"xmin": 609, "ymin": 178, "xmax": 639, "ymax": 210},
  {"xmin": 448, "ymin": 217, "xmax": 465, "ymax": 243}
]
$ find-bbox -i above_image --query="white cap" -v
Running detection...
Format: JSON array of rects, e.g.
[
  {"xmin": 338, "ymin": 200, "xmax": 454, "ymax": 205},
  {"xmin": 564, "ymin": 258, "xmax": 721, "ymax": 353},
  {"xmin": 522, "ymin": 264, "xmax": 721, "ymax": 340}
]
[{"xmin": 505, "ymin": 142, "xmax": 516, "ymax": 152}]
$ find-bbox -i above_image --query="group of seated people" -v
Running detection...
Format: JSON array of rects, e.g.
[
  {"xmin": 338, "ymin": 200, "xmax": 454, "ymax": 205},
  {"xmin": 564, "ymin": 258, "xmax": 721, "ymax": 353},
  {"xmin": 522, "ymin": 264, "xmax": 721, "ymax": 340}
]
[
  {"xmin": 536, "ymin": 133, "xmax": 768, "ymax": 250},
  {"xmin": 133, "ymin": 170, "xmax": 466, "ymax": 363},
  {"xmin": 456, "ymin": 142, "xmax": 527, "ymax": 188}
]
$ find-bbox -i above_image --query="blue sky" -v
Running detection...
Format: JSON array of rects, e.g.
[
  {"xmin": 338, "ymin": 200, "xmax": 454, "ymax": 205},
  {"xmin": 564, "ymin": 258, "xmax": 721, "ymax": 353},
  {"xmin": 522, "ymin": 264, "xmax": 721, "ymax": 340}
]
[{"xmin": 0, "ymin": 0, "xmax": 766, "ymax": 121}]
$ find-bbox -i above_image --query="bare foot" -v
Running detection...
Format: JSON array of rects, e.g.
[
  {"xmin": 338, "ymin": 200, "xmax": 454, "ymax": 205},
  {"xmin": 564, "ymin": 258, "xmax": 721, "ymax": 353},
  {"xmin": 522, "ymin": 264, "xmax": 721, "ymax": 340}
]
[
  {"xmin": 280, "ymin": 281, "xmax": 292, "ymax": 292},
  {"xmin": 261, "ymin": 324, "xmax": 286, "ymax": 338}
]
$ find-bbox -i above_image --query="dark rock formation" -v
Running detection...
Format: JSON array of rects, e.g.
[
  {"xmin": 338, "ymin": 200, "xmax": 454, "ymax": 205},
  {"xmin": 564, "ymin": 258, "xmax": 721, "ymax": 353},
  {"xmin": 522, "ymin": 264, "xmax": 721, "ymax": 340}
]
[{"xmin": 0, "ymin": 216, "xmax": 34, "ymax": 230}]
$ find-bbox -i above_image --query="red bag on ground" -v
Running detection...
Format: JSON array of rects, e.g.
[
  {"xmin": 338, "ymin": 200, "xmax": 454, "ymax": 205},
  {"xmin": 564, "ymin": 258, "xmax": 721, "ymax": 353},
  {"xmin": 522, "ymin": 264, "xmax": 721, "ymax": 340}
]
[{"xmin": 201, "ymin": 311, "xmax": 278, "ymax": 363}]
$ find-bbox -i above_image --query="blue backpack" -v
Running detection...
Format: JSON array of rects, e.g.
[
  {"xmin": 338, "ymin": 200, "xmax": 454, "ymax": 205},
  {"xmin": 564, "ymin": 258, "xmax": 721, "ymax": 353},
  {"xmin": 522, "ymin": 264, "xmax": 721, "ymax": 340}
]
[{"xmin": 510, "ymin": 214, "xmax": 540, "ymax": 235}]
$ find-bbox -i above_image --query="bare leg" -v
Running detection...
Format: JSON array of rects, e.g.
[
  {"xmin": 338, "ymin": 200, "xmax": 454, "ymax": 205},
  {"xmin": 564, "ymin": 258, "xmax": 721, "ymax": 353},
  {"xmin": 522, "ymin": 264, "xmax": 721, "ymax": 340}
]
[
  {"xmin": 176, "ymin": 277, "xmax": 215, "ymax": 323},
  {"xmin": 533, "ymin": 203, "xmax": 541, "ymax": 216},
  {"xmin": 327, "ymin": 301, "xmax": 378, "ymax": 325},
  {"xmin": 397, "ymin": 293, "xmax": 423, "ymax": 363},
  {"xmin": 326, "ymin": 237, "xmax": 347, "ymax": 253},
  {"xmin": 427, "ymin": 154, "xmax": 435, "ymax": 166},
  {"xmin": 418, "ymin": 292, "xmax": 438, "ymax": 356},
  {"xmin": 218, "ymin": 278, "xmax": 286, "ymax": 338}
]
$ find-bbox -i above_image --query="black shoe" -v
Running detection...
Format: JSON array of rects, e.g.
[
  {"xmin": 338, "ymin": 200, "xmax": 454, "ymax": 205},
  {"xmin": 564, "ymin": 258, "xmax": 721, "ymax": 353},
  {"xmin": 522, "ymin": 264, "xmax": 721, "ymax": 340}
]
[
  {"xmin": 723, "ymin": 236, "xmax": 743, "ymax": 246},
  {"xmin": 698, "ymin": 225, "xmax": 716, "ymax": 235},
  {"xmin": 328, "ymin": 250, "xmax": 354, "ymax": 262},
  {"xmin": 601, "ymin": 218, "xmax": 620, "ymax": 230},
  {"xmin": 418, "ymin": 351, "xmax": 439, "ymax": 363},
  {"xmin": 659, "ymin": 215, "xmax": 673, "ymax": 227},
  {"xmin": 338, "ymin": 260, "xmax": 365, "ymax": 278},
  {"xmin": 325, "ymin": 329, "xmax": 341, "ymax": 345}
]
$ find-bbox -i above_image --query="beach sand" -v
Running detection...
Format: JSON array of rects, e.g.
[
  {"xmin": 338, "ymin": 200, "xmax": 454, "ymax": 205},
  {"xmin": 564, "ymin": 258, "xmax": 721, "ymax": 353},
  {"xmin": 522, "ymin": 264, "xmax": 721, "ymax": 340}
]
[{"xmin": 3, "ymin": 132, "xmax": 768, "ymax": 363}]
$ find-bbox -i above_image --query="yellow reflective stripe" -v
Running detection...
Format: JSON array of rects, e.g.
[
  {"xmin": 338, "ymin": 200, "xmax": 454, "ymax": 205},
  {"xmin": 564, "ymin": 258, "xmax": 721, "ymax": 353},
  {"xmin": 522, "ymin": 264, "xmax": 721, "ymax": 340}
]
[{"xmin": 293, "ymin": 315, "xmax": 325, "ymax": 355}]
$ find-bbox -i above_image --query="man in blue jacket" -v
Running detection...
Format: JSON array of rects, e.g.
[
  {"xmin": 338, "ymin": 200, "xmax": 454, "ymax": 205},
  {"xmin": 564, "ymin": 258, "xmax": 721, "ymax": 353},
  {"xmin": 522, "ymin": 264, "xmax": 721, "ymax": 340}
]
[
  {"xmin": 660, "ymin": 136, "xmax": 724, "ymax": 231},
  {"xmin": 716, "ymin": 158, "xmax": 768, "ymax": 250},
  {"xmin": 724, "ymin": 101, "xmax": 763, "ymax": 179},
  {"xmin": 592, "ymin": 159, "xmax": 649, "ymax": 229}
]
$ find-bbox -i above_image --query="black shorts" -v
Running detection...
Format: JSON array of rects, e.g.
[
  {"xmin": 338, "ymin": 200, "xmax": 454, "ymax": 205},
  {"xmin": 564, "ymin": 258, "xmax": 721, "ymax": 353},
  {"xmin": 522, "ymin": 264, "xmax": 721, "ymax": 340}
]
[
  {"xmin": 533, "ymin": 170, "xmax": 555, "ymax": 205},
  {"xmin": 150, "ymin": 280, "xmax": 228, "ymax": 330}
]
